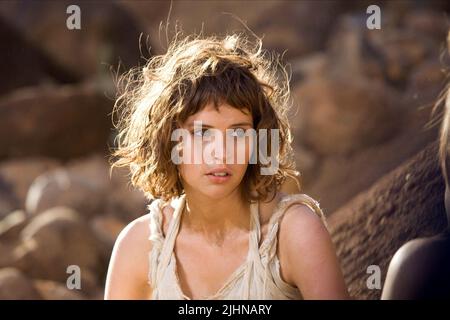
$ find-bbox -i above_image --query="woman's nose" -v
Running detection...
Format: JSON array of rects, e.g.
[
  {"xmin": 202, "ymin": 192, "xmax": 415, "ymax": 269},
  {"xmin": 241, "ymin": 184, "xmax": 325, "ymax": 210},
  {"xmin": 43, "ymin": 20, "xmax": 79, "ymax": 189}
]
[{"xmin": 211, "ymin": 132, "xmax": 234, "ymax": 163}]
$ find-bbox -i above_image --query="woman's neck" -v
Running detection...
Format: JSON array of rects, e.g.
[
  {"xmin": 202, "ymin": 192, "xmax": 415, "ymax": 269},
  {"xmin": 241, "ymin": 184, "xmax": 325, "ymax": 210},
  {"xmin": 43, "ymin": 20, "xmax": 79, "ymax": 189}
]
[{"xmin": 181, "ymin": 189, "xmax": 251, "ymax": 243}]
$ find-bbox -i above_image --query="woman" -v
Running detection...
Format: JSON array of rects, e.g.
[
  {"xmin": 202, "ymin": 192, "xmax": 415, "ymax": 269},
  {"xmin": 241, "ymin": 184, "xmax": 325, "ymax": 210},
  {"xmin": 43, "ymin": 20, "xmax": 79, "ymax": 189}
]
[{"xmin": 104, "ymin": 33, "xmax": 349, "ymax": 300}]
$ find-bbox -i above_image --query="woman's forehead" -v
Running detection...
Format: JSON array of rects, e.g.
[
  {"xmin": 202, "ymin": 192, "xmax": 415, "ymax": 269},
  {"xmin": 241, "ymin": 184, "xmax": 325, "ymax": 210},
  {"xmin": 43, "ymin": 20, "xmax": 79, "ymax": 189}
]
[{"xmin": 184, "ymin": 102, "xmax": 253, "ymax": 127}]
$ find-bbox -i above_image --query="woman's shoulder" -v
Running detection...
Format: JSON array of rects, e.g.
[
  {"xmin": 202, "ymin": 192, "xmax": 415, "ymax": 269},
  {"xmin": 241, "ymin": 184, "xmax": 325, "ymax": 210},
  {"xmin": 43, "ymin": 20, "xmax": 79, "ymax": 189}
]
[
  {"xmin": 114, "ymin": 214, "xmax": 153, "ymax": 255},
  {"xmin": 115, "ymin": 198, "xmax": 176, "ymax": 246},
  {"xmin": 260, "ymin": 192, "xmax": 330, "ymax": 287},
  {"xmin": 274, "ymin": 193, "xmax": 330, "ymax": 263},
  {"xmin": 106, "ymin": 214, "xmax": 153, "ymax": 294},
  {"xmin": 276, "ymin": 192, "xmax": 328, "ymax": 238},
  {"xmin": 276, "ymin": 193, "xmax": 333, "ymax": 287},
  {"xmin": 261, "ymin": 192, "xmax": 325, "ymax": 227},
  {"xmin": 258, "ymin": 192, "xmax": 327, "ymax": 246},
  {"xmin": 276, "ymin": 192, "xmax": 325, "ymax": 220},
  {"xmin": 113, "ymin": 197, "xmax": 171, "ymax": 250},
  {"xmin": 108, "ymin": 203, "xmax": 170, "ymax": 275}
]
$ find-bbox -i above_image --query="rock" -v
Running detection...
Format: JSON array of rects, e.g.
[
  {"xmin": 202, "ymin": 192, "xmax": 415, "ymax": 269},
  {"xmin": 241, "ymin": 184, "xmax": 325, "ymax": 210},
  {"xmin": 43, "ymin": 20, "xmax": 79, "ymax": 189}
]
[
  {"xmin": 33, "ymin": 279, "xmax": 86, "ymax": 300},
  {"xmin": 122, "ymin": 0, "xmax": 346, "ymax": 59},
  {"xmin": 403, "ymin": 9, "xmax": 449, "ymax": 43},
  {"xmin": 0, "ymin": 176, "xmax": 19, "ymax": 219},
  {"xmin": 0, "ymin": 210, "xmax": 28, "ymax": 240},
  {"xmin": 0, "ymin": 268, "xmax": 41, "ymax": 299},
  {"xmin": 0, "ymin": 157, "xmax": 60, "ymax": 206},
  {"xmin": 372, "ymin": 30, "xmax": 431, "ymax": 86},
  {"xmin": 13, "ymin": 207, "xmax": 104, "ymax": 287},
  {"xmin": 106, "ymin": 166, "xmax": 148, "ymax": 223},
  {"xmin": 65, "ymin": 154, "xmax": 111, "ymax": 190},
  {"xmin": 326, "ymin": 12, "xmax": 445, "ymax": 87},
  {"xmin": 25, "ymin": 168, "xmax": 105, "ymax": 218},
  {"xmin": 0, "ymin": 243, "xmax": 15, "ymax": 268},
  {"xmin": 77, "ymin": 269, "xmax": 103, "ymax": 297},
  {"xmin": 293, "ymin": 75, "xmax": 400, "ymax": 155},
  {"xmin": 326, "ymin": 15, "xmax": 386, "ymax": 82},
  {"xmin": 120, "ymin": 0, "xmax": 271, "ymax": 55},
  {"xmin": 66, "ymin": 154, "xmax": 148, "ymax": 222},
  {"xmin": 23, "ymin": 154, "xmax": 148, "ymax": 221},
  {"xmin": 365, "ymin": 15, "xmax": 441, "ymax": 88},
  {"xmin": 289, "ymin": 53, "xmax": 328, "ymax": 85},
  {"xmin": 0, "ymin": 16, "xmax": 78, "ymax": 96},
  {"xmin": 303, "ymin": 97, "xmax": 439, "ymax": 214},
  {"xmin": 405, "ymin": 59, "xmax": 445, "ymax": 102},
  {"xmin": 90, "ymin": 215, "xmax": 126, "ymax": 253},
  {"xmin": 293, "ymin": 144, "xmax": 319, "ymax": 188},
  {"xmin": 328, "ymin": 142, "xmax": 447, "ymax": 299},
  {"xmin": 251, "ymin": 1, "xmax": 343, "ymax": 59},
  {"xmin": 0, "ymin": 0, "xmax": 143, "ymax": 80},
  {"xmin": 0, "ymin": 83, "xmax": 113, "ymax": 160},
  {"xmin": 291, "ymin": 11, "xmax": 444, "ymax": 212},
  {"xmin": 89, "ymin": 289, "xmax": 105, "ymax": 300}
]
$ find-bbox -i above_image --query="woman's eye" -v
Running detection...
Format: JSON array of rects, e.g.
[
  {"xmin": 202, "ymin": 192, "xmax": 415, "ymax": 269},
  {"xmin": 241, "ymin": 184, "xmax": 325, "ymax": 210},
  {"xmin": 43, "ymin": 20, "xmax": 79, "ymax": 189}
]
[
  {"xmin": 191, "ymin": 129, "xmax": 204, "ymax": 137},
  {"xmin": 229, "ymin": 128, "xmax": 246, "ymax": 138},
  {"xmin": 191, "ymin": 129, "xmax": 212, "ymax": 137}
]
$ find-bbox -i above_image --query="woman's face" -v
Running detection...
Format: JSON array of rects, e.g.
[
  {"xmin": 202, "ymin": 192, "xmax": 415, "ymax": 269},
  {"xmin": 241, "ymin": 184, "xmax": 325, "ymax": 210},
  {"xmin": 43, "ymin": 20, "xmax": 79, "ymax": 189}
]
[{"xmin": 176, "ymin": 102, "xmax": 254, "ymax": 200}]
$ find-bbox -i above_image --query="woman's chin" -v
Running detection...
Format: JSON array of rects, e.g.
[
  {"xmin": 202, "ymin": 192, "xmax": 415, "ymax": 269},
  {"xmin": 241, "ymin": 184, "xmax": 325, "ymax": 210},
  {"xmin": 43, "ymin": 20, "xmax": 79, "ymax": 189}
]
[{"xmin": 199, "ymin": 187, "xmax": 236, "ymax": 200}]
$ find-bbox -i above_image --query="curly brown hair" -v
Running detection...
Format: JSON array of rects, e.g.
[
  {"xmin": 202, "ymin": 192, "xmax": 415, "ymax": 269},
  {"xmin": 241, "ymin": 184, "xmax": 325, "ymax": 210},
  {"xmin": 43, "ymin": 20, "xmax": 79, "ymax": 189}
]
[{"xmin": 109, "ymin": 32, "xmax": 300, "ymax": 203}]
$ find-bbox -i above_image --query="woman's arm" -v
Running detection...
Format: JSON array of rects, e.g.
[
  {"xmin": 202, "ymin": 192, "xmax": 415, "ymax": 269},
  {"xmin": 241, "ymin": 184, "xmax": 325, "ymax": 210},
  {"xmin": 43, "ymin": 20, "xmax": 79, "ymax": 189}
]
[
  {"xmin": 104, "ymin": 215, "xmax": 152, "ymax": 300},
  {"xmin": 279, "ymin": 204, "xmax": 349, "ymax": 299}
]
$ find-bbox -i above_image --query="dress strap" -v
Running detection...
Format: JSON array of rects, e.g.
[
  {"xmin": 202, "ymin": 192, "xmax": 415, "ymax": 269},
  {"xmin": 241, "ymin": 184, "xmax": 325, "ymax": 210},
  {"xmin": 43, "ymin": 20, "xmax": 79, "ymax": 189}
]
[
  {"xmin": 249, "ymin": 199, "xmax": 262, "ymax": 254},
  {"xmin": 240, "ymin": 199, "xmax": 267, "ymax": 299},
  {"xmin": 258, "ymin": 193, "xmax": 326, "ymax": 262},
  {"xmin": 147, "ymin": 194, "xmax": 186, "ymax": 287}
]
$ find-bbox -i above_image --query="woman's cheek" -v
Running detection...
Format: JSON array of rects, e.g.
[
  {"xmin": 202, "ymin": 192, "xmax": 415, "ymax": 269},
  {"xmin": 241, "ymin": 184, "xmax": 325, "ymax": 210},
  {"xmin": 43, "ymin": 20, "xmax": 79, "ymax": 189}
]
[{"xmin": 236, "ymin": 135, "xmax": 254, "ymax": 164}]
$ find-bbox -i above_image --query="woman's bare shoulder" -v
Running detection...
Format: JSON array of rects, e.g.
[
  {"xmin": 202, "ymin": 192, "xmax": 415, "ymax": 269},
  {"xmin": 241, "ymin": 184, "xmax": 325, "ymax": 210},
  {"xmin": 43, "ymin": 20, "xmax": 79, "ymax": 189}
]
[
  {"xmin": 116, "ymin": 199, "xmax": 175, "ymax": 246},
  {"xmin": 105, "ymin": 214, "xmax": 154, "ymax": 299},
  {"xmin": 279, "ymin": 198, "xmax": 327, "ymax": 241},
  {"xmin": 110, "ymin": 214, "xmax": 154, "ymax": 272},
  {"xmin": 276, "ymin": 193, "xmax": 328, "ymax": 249},
  {"xmin": 276, "ymin": 194, "xmax": 331, "ymax": 279},
  {"xmin": 118, "ymin": 215, "xmax": 152, "ymax": 244}
]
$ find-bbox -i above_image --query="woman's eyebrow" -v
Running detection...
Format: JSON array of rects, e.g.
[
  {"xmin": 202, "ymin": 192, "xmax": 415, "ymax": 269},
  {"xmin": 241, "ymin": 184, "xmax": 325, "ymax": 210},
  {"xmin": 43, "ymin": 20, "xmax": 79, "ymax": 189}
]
[{"xmin": 187, "ymin": 122, "xmax": 253, "ymax": 128}]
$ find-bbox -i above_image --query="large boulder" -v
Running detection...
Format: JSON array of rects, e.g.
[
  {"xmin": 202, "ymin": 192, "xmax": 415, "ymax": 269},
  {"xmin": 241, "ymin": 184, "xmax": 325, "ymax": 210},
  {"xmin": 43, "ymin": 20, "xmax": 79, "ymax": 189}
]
[
  {"xmin": 24, "ymin": 154, "xmax": 147, "ymax": 222},
  {"xmin": 0, "ymin": 243, "xmax": 15, "ymax": 269},
  {"xmin": 13, "ymin": 207, "xmax": 104, "ymax": 294},
  {"xmin": 25, "ymin": 168, "xmax": 105, "ymax": 219},
  {"xmin": 302, "ymin": 97, "xmax": 439, "ymax": 214},
  {"xmin": 0, "ymin": 210, "xmax": 28, "ymax": 241},
  {"xmin": 0, "ymin": 157, "xmax": 60, "ymax": 207},
  {"xmin": 66, "ymin": 154, "xmax": 148, "ymax": 223},
  {"xmin": 0, "ymin": 16, "xmax": 78, "ymax": 96},
  {"xmin": 294, "ymin": 75, "xmax": 400, "ymax": 156},
  {"xmin": 121, "ymin": 0, "xmax": 345, "ymax": 59},
  {"xmin": 328, "ymin": 142, "xmax": 447, "ymax": 299},
  {"xmin": 33, "ymin": 279, "xmax": 86, "ymax": 300},
  {"xmin": 106, "ymin": 165, "xmax": 150, "ymax": 223},
  {"xmin": 0, "ymin": 268, "xmax": 41, "ymax": 300},
  {"xmin": 0, "ymin": 176, "xmax": 19, "ymax": 219},
  {"xmin": 0, "ymin": 83, "xmax": 113, "ymax": 160},
  {"xmin": 90, "ymin": 214, "xmax": 126, "ymax": 256},
  {"xmin": 66, "ymin": 153, "xmax": 148, "ymax": 222},
  {"xmin": 291, "ymin": 10, "xmax": 445, "ymax": 213},
  {"xmin": 0, "ymin": 0, "xmax": 143, "ymax": 80}
]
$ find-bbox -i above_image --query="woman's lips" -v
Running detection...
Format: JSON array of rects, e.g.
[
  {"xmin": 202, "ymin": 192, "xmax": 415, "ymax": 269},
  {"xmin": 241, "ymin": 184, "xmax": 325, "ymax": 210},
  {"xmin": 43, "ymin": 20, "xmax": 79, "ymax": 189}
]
[{"xmin": 205, "ymin": 172, "xmax": 232, "ymax": 183}]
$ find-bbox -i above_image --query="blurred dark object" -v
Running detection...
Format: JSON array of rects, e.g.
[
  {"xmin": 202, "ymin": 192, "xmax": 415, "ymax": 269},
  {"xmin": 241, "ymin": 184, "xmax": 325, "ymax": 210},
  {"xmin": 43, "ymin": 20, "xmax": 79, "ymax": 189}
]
[{"xmin": 330, "ymin": 142, "xmax": 447, "ymax": 299}]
